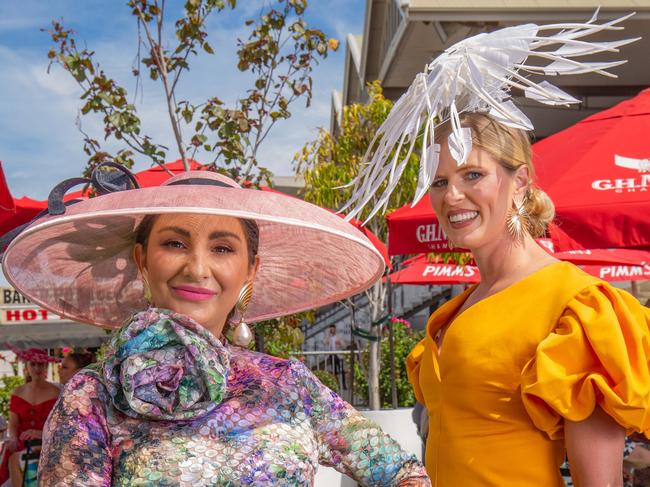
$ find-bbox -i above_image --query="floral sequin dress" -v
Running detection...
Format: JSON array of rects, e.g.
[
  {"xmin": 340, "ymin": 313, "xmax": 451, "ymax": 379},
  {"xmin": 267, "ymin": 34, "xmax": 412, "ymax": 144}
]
[{"xmin": 39, "ymin": 309, "xmax": 429, "ymax": 486}]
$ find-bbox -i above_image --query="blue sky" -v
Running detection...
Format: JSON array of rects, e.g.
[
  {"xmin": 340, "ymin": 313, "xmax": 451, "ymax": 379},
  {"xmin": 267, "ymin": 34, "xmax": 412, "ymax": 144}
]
[{"xmin": 0, "ymin": 0, "xmax": 365, "ymax": 199}]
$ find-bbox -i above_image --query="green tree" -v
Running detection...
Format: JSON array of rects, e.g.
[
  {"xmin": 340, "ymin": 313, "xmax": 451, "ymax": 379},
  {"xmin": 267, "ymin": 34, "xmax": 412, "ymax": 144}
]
[
  {"xmin": 45, "ymin": 0, "xmax": 338, "ymax": 182},
  {"xmin": 255, "ymin": 312, "xmax": 310, "ymax": 359},
  {"xmin": 353, "ymin": 317, "xmax": 424, "ymax": 408},
  {"xmin": 294, "ymin": 81, "xmax": 421, "ymax": 409}
]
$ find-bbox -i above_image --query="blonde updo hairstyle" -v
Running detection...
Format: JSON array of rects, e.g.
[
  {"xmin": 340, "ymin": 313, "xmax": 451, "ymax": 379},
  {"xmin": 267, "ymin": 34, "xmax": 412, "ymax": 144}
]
[{"xmin": 435, "ymin": 112, "xmax": 555, "ymax": 238}]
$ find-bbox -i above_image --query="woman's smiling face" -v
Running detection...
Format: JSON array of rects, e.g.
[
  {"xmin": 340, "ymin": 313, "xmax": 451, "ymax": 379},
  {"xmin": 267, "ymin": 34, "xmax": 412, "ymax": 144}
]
[
  {"xmin": 134, "ymin": 213, "xmax": 259, "ymax": 336},
  {"xmin": 429, "ymin": 142, "xmax": 519, "ymax": 251}
]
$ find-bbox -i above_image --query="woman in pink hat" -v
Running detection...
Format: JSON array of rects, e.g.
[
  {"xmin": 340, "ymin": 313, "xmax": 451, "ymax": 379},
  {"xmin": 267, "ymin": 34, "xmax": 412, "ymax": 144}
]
[
  {"xmin": 2, "ymin": 165, "xmax": 430, "ymax": 486},
  {"xmin": 0, "ymin": 348, "xmax": 60, "ymax": 486}
]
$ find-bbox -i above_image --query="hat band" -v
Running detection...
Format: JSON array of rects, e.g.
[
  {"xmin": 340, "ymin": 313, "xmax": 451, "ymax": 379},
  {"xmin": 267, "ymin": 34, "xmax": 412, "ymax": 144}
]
[{"xmin": 167, "ymin": 179, "xmax": 233, "ymax": 188}]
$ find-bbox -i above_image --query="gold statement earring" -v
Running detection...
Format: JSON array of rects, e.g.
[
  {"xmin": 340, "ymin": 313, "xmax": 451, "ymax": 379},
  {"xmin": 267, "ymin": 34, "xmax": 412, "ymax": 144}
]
[
  {"xmin": 142, "ymin": 275, "xmax": 153, "ymax": 305},
  {"xmin": 506, "ymin": 193, "xmax": 530, "ymax": 243},
  {"xmin": 231, "ymin": 281, "xmax": 254, "ymax": 347}
]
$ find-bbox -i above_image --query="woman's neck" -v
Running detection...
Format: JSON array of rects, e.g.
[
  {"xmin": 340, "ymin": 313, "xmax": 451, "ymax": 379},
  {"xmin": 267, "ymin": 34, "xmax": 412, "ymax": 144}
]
[
  {"xmin": 29, "ymin": 377, "xmax": 47, "ymax": 388},
  {"xmin": 470, "ymin": 232, "xmax": 557, "ymax": 297}
]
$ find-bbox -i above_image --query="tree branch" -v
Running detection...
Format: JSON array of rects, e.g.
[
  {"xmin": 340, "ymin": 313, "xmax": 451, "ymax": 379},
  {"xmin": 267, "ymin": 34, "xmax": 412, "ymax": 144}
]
[{"xmin": 135, "ymin": 1, "xmax": 189, "ymax": 171}]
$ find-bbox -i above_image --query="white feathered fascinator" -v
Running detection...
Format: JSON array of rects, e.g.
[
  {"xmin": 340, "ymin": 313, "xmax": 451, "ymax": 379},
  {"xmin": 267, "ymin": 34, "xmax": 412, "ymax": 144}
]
[{"xmin": 341, "ymin": 10, "xmax": 639, "ymax": 222}]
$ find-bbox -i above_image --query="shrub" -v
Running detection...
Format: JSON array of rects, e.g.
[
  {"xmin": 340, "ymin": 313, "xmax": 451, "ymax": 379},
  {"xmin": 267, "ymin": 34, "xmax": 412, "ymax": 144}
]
[{"xmin": 0, "ymin": 376, "xmax": 25, "ymax": 419}]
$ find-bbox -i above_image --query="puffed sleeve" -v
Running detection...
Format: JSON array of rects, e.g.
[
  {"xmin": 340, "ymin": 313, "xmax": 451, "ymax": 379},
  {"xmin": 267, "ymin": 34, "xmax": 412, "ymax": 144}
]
[
  {"xmin": 406, "ymin": 339, "xmax": 427, "ymax": 405},
  {"xmin": 290, "ymin": 361, "xmax": 430, "ymax": 486},
  {"xmin": 521, "ymin": 283, "xmax": 650, "ymax": 440},
  {"xmin": 39, "ymin": 370, "xmax": 113, "ymax": 486}
]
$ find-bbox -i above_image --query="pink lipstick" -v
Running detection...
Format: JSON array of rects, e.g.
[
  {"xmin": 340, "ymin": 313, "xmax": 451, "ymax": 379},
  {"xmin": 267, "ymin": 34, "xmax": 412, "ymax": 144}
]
[{"xmin": 172, "ymin": 285, "xmax": 216, "ymax": 302}]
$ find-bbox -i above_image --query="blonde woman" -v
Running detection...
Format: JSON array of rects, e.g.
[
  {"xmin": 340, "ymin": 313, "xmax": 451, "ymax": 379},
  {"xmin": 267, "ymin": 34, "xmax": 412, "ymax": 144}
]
[{"xmin": 340, "ymin": 13, "xmax": 649, "ymax": 487}]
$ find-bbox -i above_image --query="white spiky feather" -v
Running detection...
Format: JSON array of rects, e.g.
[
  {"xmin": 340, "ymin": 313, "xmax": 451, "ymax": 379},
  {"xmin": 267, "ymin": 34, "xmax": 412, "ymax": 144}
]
[{"xmin": 341, "ymin": 10, "xmax": 639, "ymax": 223}]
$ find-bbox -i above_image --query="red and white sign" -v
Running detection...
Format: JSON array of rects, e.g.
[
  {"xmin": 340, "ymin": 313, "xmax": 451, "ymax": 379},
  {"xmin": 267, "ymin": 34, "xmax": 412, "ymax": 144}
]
[
  {"xmin": 388, "ymin": 256, "xmax": 480, "ymax": 285},
  {"xmin": 386, "ymin": 198, "xmax": 451, "ymax": 255},
  {"xmin": 580, "ymin": 263, "xmax": 650, "ymax": 282},
  {"xmin": 0, "ymin": 287, "xmax": 63, "ymax": 325}
]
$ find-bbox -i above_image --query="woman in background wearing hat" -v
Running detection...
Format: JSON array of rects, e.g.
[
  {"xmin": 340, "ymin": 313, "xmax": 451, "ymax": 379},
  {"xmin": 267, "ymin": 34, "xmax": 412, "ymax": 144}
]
[
  {"xmin": 341, "ymin": 13, "xmax": 650, "ymax": 487},
  {"xmin": 2, "ymin": 168, "xmax": 429, "ymax": 486},
  {"xmin": 0, "ymin": 348, "xmax": 60, "ymax": 487}
]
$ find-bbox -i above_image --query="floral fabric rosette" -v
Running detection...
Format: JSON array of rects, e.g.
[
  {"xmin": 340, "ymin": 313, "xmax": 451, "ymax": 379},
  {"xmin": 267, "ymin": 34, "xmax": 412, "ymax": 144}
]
[{"xmin": 101, "ymin": 308, "xmax": 230, "ymax": 421}]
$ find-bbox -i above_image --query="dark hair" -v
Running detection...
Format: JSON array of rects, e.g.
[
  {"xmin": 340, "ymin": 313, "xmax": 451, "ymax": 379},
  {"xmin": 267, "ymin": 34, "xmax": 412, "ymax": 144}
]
[
  {"xmin": 67, "ymin": 352, "xmax": 95, "ymax": 370},
  {"xmin": 135, "ymin": 214, "xmax": 259, "ymax": 267}
]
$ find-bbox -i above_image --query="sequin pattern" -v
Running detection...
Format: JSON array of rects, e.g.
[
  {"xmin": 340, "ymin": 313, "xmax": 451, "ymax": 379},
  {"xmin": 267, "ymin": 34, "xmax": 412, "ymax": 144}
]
[{"xmin": 39, "ymin": 309, "xmax": 429, "ymax": 486}]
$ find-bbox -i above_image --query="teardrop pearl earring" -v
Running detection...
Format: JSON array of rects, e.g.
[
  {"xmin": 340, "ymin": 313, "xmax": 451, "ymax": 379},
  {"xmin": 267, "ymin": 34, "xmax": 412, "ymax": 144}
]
[{"xmin": 231, "ymin": 281, "xmax": 254, "ymax": 347}]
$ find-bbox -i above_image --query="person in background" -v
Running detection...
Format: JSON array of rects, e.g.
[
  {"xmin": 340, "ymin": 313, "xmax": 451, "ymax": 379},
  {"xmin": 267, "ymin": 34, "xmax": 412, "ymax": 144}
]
[
  {"xmin": 58, "ymin": 351, "xmax": 96, "ymax": 385},
  {"xmin": 623, "ymin": 436, "xmax": 650, "ymax": 487},
  {"xmin": 411, "ymin": 401, "xmax": 429, "ymax": 461},
  {"xmin": 0, "ymin": 348, "xmax": 60, "ymax": 487}
]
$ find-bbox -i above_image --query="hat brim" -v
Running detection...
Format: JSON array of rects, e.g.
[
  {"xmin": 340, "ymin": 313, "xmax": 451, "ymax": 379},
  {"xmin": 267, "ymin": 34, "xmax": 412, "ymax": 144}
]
[{"xmin": 3, "ymin": 186, "xmax": 385, "ymax": 328}]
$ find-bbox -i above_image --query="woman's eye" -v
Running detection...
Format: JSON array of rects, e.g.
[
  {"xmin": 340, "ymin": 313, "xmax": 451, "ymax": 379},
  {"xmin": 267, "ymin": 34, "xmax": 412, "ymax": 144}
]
[
  {"xmin": 431, "ymin": 179, "xmax": 447, "ymax": 188},
  {"xmin": 163, "ymin": 240, "xmax": 185, "ymax": 249},
  {"xmin": 465, "ymin": 171, "xmax": 483, "ymax": 181},
  {"xmin": 213, "ymin": 245, "xmax": 233, "ymax": 254}
]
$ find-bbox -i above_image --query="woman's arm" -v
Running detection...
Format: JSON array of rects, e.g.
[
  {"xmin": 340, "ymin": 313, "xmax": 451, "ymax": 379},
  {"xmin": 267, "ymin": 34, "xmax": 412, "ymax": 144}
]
[
  {"xmin": 5, "ymin": 411, "xmax": 19, "ymax": 450},
  {"xmin": 38, "ymin": 371, "xmax": 113, "ymax": 486},
  {"xmin": 565, "ymin": 406, "xmax": 625, "ymax": 487},
  {"xmin": 294, "ymin": 361, "xmax": 430, "ymax": 486}
]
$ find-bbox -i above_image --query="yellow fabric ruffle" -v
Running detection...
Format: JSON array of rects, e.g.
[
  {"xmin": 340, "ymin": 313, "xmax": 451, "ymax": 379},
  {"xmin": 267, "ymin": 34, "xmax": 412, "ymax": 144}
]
[
  {"xmin": 406, "ymin": 339, "xmax": 427, "ymax": 405},
  {"xmin": 521, "ymin": 283, "xmax": 650, "ymax": 440}
]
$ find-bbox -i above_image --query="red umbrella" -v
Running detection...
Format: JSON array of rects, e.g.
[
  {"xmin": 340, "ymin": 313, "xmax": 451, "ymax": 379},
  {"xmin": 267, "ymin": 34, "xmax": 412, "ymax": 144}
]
[
  {"xmin": 0, "ymin": 162, "xmax": 15, "ymax": 212},
  {"xmin": 388, "ymin": 255, "xmax": 480, "ymax": 285},
  {"xmin": 387, "ymin": 89, "xmax": 650, "ymax": 255},
  {"xmin": 386, "ymin": 198, "xmax": 449, "ymax": 255},
  {"xmin": 389, "ymin": 247, "xmax": 650, "ymax": 286},
  {"xmin": 553, "ymin": 248, "xmax": 650, "ymax": 266},
  {"xmin": 534, "ymin": 88, "xmax": 650, "ymax": 251}
]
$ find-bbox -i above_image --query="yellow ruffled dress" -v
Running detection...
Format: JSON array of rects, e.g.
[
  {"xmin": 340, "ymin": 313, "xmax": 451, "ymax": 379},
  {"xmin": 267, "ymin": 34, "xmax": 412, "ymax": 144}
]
[{"xmin": 407, "ymin": 262, "xmax": 650, "ymax": 486}]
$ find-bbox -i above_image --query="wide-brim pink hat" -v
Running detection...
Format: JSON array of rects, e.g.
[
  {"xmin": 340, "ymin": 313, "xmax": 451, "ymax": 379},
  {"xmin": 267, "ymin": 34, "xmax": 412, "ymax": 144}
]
[{"xmin": 2, "ymin": 167, "xmax": 385, "ymax": 328}]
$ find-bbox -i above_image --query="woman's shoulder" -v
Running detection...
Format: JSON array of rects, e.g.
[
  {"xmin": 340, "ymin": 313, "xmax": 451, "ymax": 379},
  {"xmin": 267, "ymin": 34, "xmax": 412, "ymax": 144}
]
[
  {"xmin": 229, "ymin": 347, "xmax": 296, "ymax": 375},
  {"xmin": 59, "ymin": 367, "xmax": 110, "ymax": 402},
  {"xmin": 12, "ymin": 383, "xmax": 28, "ymax": 395},
  {"xmin": 228, "ymin": 347, "xmax": 310, "ymax": 386}
]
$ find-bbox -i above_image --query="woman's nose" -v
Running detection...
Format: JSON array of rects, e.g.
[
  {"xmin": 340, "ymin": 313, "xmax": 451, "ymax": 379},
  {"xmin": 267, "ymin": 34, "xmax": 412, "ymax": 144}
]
[
  {"xmin": 184, "ymin": 249, "xmax": 210, "ymax": 279},
  {"xmin": 444, "ymin": 182, "xmax": 465, "ymax": 204}
]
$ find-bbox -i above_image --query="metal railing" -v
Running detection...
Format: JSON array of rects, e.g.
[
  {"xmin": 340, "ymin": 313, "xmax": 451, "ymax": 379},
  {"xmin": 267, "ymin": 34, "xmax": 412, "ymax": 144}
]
[{"xmin": 291, "ymin": 350, "xmax": 365, "ymax": 406}]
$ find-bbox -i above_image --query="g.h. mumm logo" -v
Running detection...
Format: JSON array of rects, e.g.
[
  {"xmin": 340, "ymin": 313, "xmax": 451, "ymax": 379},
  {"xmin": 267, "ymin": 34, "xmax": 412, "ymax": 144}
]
[{"xmin": 592, "ymin": 155, "xmax": 650, "ymax": 192}]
